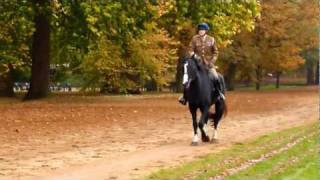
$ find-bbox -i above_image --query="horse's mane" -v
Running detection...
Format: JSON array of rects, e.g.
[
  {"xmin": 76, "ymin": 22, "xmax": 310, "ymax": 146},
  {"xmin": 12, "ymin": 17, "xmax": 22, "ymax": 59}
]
[{"xmin": 189, "ymin": 57, "xmax": 208, "ymax": 73}]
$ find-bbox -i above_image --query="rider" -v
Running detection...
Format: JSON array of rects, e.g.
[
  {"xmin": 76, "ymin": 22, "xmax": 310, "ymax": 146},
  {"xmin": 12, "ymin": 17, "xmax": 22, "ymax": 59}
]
[{"xmin": 179, "ymin": 22, "xmax": 224, "ymax": 105}]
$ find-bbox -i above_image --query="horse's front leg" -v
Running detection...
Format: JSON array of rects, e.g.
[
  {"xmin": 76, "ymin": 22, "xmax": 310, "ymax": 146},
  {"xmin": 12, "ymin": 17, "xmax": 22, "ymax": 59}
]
[
  {"xmin": 189, "ymin": 105, "xmax": 198, "ymax": 146},
  {"xmin": 199, "ymin": 106, "xmax": 210, "ymax": 142}
]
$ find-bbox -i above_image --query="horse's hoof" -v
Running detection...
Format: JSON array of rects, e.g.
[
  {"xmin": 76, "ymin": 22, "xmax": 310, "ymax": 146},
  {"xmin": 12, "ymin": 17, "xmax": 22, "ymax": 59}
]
[
  {"xmin": 211, "ymin": 139, "xmax": 219, "ymax": 144},
  {"xmin": 202, "ymin": 136, "xmax": 210, "ymax": 142},
  {"xmin": 191, "ymin": 142, "xmax": 199, "ymax": 146}
]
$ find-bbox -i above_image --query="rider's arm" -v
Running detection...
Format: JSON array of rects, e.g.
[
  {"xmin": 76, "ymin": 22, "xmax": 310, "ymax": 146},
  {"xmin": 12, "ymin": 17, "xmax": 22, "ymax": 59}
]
[{"xmin": 211, "ymin": 39, "xmax": 219, "ymax": 64}]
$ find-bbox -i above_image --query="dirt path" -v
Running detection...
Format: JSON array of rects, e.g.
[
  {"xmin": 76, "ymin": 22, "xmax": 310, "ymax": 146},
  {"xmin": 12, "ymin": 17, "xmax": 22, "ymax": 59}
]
[{"xmin": 0, "ymin": 87, "xmax": 317, "ymax": 180}]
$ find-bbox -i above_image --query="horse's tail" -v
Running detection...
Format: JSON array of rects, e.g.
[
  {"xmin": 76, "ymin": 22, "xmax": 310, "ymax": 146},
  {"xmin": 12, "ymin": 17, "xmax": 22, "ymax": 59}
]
[
  {"xmin": 222, "ymin": 98, "xmax": 228, "ymax": 118},
  {"xmin": 209, "ymin": 98, "xmax": 227, "ymax": 128},
  {"xmin": 215, "ymin": 98, "xmax": 227, "ymax": 119}
]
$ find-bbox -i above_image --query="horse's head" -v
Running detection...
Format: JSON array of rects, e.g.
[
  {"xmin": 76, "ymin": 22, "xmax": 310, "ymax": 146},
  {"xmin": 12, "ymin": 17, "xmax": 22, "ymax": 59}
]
[{"xmin": 181, "ymin": 57, "xmax": 200, "ymax": 89}]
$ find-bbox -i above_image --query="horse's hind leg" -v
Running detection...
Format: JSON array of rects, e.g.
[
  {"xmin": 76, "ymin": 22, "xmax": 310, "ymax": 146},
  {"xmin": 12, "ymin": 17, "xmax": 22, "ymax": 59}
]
[
  {"xmin": 199, "ymin": 106, "xmax": 210, "ymax": 142},
  {"xmin": 212, "ymin": 124, "xmax": 219, "ymax": 143},
  {"xmin": 189, "ymin": 106, "xmax": 199, "ymax": 146},
  {"xmin": 211, "ymin": 99, "xmax": 225, "ymax": 143}
]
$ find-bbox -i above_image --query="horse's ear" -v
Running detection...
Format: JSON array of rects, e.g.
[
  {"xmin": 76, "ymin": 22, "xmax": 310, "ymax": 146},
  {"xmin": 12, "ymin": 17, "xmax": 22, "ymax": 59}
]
[{"xmin": 181, "ymin": 56, "xmax": 188, "ymax": 64}]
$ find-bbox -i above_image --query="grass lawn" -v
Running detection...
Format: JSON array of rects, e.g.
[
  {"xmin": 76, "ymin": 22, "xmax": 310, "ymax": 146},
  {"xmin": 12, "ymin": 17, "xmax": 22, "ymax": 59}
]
[
  {"xmin": 147, "ymin": 122, "xmax": 319, "ymax": 180},
  {"xmin": 226, "ymin": 131, "xmax": 319, "ymax": 180},
  {"xmin": 236, "ymin": 83, "xmax": 307, "ymax": 91}
]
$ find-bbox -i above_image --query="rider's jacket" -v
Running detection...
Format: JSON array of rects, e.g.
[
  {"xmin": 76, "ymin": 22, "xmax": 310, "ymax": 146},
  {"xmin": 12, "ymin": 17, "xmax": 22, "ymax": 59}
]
[{"xmin": 188, "ymin": 34, "xmax": 219, "ymax": 68}]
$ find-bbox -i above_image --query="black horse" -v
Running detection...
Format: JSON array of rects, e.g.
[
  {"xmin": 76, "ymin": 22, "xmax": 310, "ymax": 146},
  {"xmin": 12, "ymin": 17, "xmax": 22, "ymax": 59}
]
[{"xmin": 182, "ymin": 57, "xmax": 227, "ymax": 145}]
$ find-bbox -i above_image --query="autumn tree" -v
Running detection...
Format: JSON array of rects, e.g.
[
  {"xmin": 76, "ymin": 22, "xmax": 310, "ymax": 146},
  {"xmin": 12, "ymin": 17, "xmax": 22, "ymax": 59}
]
[
  {"xmin": 23, "ymin": 0, "xmax": 51, "ymax": 99},
  {"xmin": 158, "ymin": 0, "xmax": 260, "ymax": 91},
  {"xmin": 302, "ymin": 48, "xmax": 319, "ymax": 85},
  {"xmin": 295, "ymin": 0, "xmax": 319, "ymax": 85},
  {"xmin": 1, "ymin": 0, "xmax": 316, "ymax": 96},
  {"xmin": 72, "ymin": 1, "xmax": 172, "ymax": 92},
  {"xmin": 220, "ymin": 0, "xmax": 318, "ymax": 90},
  {"xmin": 1, "ymin": 0, "xmax": 161, "ymax": 97},
  {"xmin": 0, "ymin": 0, "xmax": 33, "ymax": 97}
]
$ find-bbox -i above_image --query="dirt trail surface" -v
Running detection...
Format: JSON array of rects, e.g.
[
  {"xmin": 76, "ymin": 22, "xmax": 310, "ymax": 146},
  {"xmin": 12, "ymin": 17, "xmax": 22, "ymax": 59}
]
[{"xmin": 0, "ymin": 87, "xmax": 317, "ymax": 180}]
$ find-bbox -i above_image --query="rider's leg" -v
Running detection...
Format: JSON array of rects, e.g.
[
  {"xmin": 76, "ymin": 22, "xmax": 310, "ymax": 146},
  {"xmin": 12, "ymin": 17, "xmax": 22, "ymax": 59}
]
[
  {"xmin": 218, "ymin": 73, "xmax": 226, "ymax": 94},
  {"xmin": 209, "ymin": 67, "xmax": 225, "ymax": 100}
]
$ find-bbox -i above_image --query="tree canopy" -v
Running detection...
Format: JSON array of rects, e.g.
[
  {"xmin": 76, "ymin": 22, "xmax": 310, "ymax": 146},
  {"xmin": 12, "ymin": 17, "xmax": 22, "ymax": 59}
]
[{"xmin": 0, "ymin": 0, "xmax": 318, "ymax": 97}]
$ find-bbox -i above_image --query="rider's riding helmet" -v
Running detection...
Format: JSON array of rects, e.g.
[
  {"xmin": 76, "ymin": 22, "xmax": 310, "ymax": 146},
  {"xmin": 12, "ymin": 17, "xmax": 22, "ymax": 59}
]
[{"xmin": 197, "ymin": 23, "xmax": 210, "ymax": 31}]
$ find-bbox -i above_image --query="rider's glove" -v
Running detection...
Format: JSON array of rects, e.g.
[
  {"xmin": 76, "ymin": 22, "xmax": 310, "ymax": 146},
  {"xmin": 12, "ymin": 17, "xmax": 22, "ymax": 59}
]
[{"xmin": 193, "ymin": 54, "xmax": 201, "ymax": 62}]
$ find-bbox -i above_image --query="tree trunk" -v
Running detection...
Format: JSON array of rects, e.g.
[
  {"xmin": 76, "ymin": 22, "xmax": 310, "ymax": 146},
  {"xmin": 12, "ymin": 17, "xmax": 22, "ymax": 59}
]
[
  {"xmin": 275, "ymin": 71, "xmax": 281, "ymax": 89},
  {"xmin": 315, "ymin": 60, "xmax": 319, "ymax": 85},
  {"xmin": 225, "ymin": 62, "xmax": 237, "ymax": 91},
  {"xmin": 25, "ymin": 0, "xmax": 50, "ymax": 100},
  {"xmin": 0, "ymin": 64, "xmax": 14, "ymax": 97},
  {"xmin": 306, "ymin": 60, "xmax": 315, "ymax": 85},
  {"xmin": 255, "ymin": 65, "xmax": 262, "ymax": 91}
]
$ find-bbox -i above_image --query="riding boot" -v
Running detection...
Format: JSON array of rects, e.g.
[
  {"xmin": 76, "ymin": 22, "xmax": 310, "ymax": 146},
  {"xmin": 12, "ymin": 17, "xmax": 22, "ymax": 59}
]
[
  {"xmin": 214, "ymin": 79, "xmax": 225, "ymax": 100},
  {"xmin": 209, "ymin": 67, "xmax": 225, "ymax": 101}
]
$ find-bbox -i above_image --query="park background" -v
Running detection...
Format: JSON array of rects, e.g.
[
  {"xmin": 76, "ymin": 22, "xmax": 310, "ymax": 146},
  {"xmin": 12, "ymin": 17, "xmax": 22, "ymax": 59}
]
[
  {"xmin": 0, "ymin": 0, "xmax": 318, "ymax": 98},
  {"xmin": 0, "ymin": 1, "xmax": 319, "ymax": 180}
]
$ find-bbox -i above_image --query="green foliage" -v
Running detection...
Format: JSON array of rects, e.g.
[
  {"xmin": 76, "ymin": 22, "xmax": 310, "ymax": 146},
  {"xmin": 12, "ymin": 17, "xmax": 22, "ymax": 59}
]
[
  {"xmin": 302, "ymin": 48, "xmax": 319, "ymax": 66},
  {"xmin": 4, "ymin": 0, "xmax": 316, "ymax": 93},
  {"xmin": 159, "ymin": 0, "xmax": 260, "ymax": 47},
  {"xmin": 49, "ymin": 1, "xmax": 161, "ymax": 91},
  {"xmin": 0, "ymin": 0, "xmax": 33, "ymax": 74},
  {"xmin": 126, "ymin": 28, "xmax": 178, "ymax": 90},
  {"xmin": 80, "ymin": 27, "xmax": 177, "ymax": 92},
  {"xmin": 77, "ymin": 0, "xmax": 157, "ymax": 47},
  {"xmin": 80, "ymin": 37, "xmax": 123, "ymax": 90}
]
